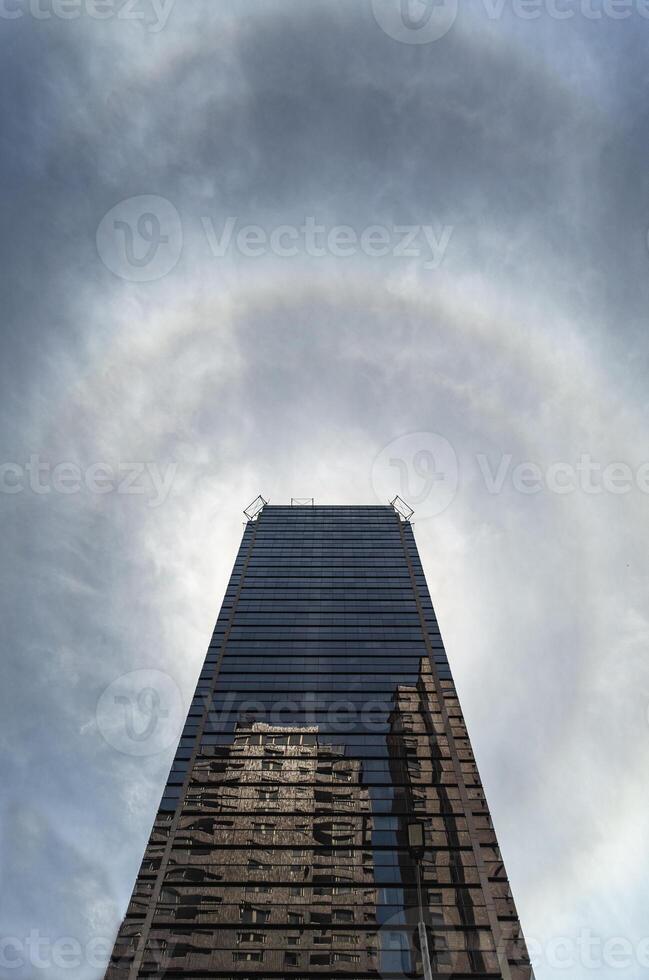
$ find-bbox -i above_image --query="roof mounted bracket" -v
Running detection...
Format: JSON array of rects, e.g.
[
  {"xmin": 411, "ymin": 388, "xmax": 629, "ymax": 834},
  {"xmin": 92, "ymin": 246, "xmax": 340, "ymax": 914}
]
[
  {"xmin": 390, "ymin": 495, "xmax": 414, "ymax": 522},
  {"xmin": 244, "ymin": 494, "xmax": 268, "ymax": 521}
]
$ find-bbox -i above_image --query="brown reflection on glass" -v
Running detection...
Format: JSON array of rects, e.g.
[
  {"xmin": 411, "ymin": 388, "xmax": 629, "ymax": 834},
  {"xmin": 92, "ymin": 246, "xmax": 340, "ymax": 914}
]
[
  {"xmin": 140, "ymin": 723, "xmax": 381, "ymax": 974},
  {"xmin": 108, "ymin": 675, "xmax": 532, "ymax": 980},
  {"xmin": 386, "ymin": 656, "xmax": 493, "ymax": 976}
]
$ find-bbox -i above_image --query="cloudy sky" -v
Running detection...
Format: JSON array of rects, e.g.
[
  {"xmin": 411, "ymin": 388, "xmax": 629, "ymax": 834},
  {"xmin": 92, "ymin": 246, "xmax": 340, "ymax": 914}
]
[{"xmin": 1, "ymin": 0, "xmax": 649, "ymax": 977}]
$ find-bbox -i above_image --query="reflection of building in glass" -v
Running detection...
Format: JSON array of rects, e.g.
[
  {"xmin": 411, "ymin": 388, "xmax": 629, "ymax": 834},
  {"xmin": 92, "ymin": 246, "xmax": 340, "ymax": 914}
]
[
  {"xmin": 386, "ymin": 663, "xmax": 532, "ymax": 977},
  {"xmin": 147, "ymin": 723, "xmax": 378, "ymax": 973},
  {"xmin": 106, "ymin": 504, "xmax": 532, "ymax": 978}
]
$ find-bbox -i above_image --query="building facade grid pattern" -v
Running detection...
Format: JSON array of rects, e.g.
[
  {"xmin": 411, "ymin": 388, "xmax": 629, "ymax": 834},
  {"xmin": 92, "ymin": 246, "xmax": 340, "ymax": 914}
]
[{"xmin": 106, "ymin": 504, "xmax": 532, "ymax": 980}]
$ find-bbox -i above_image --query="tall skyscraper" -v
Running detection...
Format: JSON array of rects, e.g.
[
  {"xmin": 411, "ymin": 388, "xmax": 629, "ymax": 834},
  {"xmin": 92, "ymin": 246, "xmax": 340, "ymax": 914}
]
[{"xmin": 107, "ymin": 501, "xmax": 532, "ymax": 979}]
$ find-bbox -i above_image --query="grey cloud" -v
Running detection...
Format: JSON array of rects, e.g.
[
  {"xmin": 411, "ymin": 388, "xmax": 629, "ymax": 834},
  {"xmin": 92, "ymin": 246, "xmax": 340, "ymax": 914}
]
[{"xmin": 1, "ymin": 3, "xmax": 648, "ymax": 979}]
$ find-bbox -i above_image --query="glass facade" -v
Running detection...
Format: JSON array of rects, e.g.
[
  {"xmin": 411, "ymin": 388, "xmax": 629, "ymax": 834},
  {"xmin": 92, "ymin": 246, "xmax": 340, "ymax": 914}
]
[{"xmin": 106, "ymin": 504, "xmax": 532, "ymax": 979}]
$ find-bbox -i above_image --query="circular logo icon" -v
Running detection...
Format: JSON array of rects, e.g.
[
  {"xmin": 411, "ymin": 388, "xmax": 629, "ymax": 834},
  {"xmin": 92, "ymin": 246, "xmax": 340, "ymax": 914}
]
[
  {"xmin": 96, "ymin": 195, "xmax": 183, "ymax": 282},
  {"xmin": 96, "ymin": 668, "xmax": 185, "ymax": 756},
  {"xmin": 375, "ymin": 905, "xmax": 445, "ymax": 979},
  {"xmin": 371, "ymin": 0, "xmax": 458, "ymax": 44},
  {"xmin": 375, "ymin": 901, "xmax": 523, "ymax": 978},
  {"xmin": 372, "ymin": 431, "xmax": 459, "ymax": 519}
]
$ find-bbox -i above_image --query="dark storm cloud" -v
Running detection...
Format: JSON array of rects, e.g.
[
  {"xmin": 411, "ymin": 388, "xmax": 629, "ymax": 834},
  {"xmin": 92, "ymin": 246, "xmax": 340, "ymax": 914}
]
[{"xmin": 1, "ymin": 3, "xmax": 648, "ymax": 978}]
